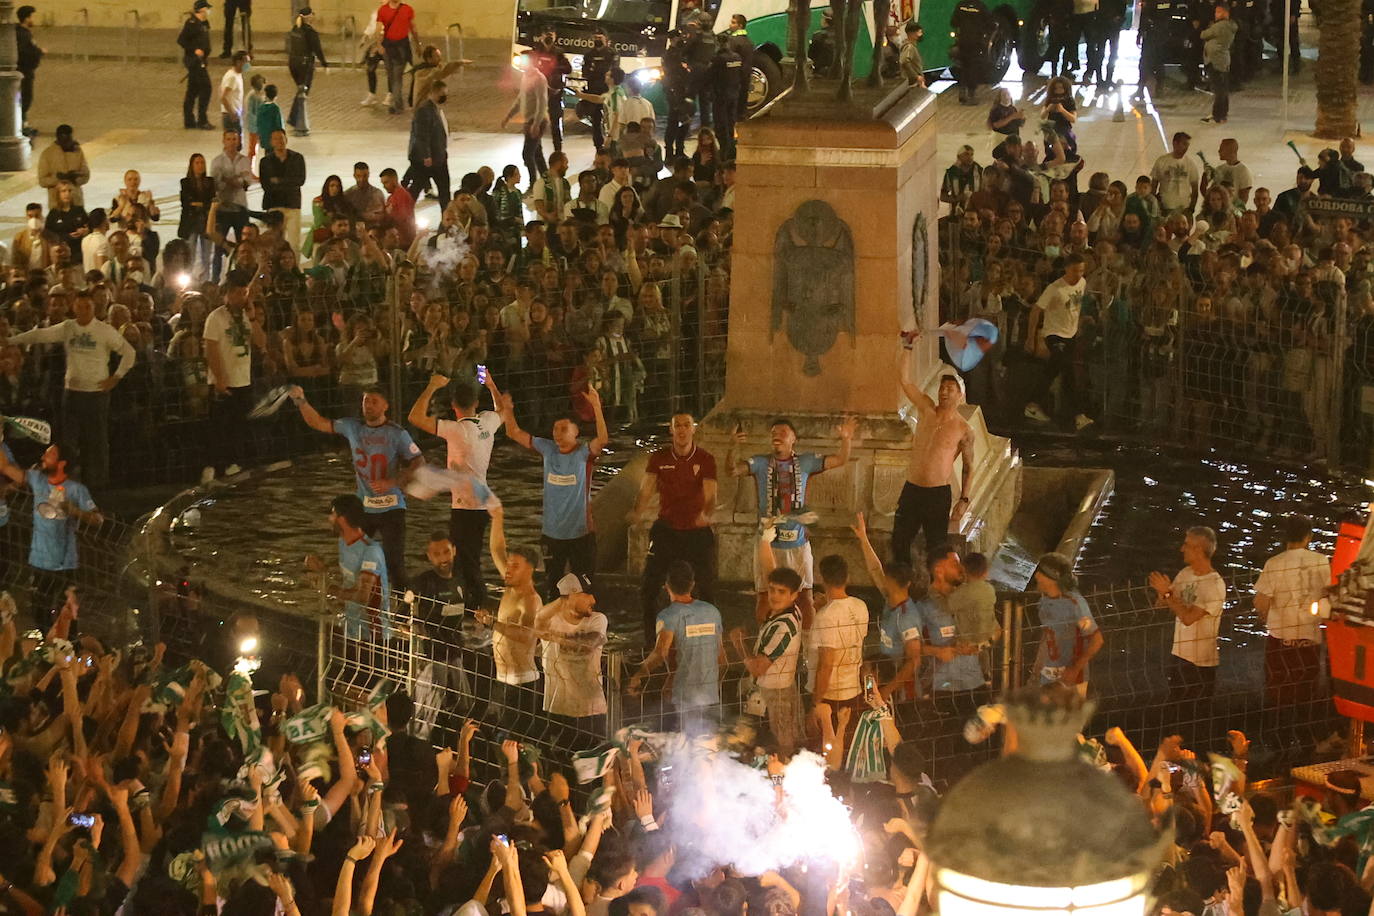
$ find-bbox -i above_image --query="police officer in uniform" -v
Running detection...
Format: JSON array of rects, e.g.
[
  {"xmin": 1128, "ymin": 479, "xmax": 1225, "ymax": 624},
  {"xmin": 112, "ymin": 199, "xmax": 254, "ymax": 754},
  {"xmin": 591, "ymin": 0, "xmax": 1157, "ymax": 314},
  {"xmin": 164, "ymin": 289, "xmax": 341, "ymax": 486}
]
[
  {"xmin": 809, "ymin": 8, "xmax": 838, "ymax": 75},
  {"xmin": 1228, "ymin": 0, "xmax": 1263, "ymax": 86},
  {"xmin": 711, "ymin": 33, "xmax": 744, "ymax": 158},
  {"xmin": 663, "ymin": 29, "xmax": 693, "ymax": 158},
  {"xmin": 580, "ymin": 29, "xmax": 617, "ymax": 152},
  {"xmin": 1096, "ymin": 0, "xmax": 1128, "ymax": 84},
  {"xmin": 951, "ymin": 0, "xmax": 991, "ymax": 101},
  {"xmin": 1137, "ymin": 0, "xmax": 1182, "ymax": 93},
  {"xmin": 684, "ymin": 20, "xmax": 715, "ymax": 129},
  {"xmin": 177, "ymin": 0, "xmax": 214, "ymax": 130},
  {"xmin": 724, "ymin": 14, "xmax": 754, "ymax": 116}
]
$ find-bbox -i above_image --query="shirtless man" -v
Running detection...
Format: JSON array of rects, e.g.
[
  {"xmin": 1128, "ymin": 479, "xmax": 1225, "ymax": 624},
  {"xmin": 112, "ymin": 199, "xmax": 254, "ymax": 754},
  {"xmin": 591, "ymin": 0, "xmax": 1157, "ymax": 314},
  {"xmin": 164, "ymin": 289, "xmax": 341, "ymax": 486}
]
[
  {"xmin": 891, "ymin": 345, "xmax": 975, "ymax": 566},
  {"xmin": 479, "ymin": 509, "xmax": 543, "ymax": 730}
]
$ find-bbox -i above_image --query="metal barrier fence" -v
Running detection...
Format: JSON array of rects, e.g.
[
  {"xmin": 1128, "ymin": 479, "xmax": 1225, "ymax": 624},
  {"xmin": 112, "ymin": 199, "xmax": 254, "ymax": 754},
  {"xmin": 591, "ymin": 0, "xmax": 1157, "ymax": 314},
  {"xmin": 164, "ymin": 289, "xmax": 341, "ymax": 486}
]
[{"xmin": 936, "ymin": 208, "xmax": 1366, "ymax": 469}]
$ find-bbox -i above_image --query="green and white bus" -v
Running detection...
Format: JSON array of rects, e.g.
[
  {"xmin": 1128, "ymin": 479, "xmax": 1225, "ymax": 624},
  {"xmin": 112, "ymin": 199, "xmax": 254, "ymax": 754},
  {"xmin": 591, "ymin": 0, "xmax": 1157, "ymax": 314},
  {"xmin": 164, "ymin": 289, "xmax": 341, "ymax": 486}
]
[{"xmin": 512, "ymin": 0, "xmax": 1052, "ymax": 115}]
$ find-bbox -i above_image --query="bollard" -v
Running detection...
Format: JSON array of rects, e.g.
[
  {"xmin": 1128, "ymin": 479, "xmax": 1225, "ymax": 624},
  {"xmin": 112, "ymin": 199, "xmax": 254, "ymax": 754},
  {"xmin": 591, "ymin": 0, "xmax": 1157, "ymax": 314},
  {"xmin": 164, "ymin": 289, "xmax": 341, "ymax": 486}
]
[
  {"xmin": 605, "ymin": 642, "xmax": 624, "ymax": 738},
  {"xmin": 445, "ymin": 23, "xmax": 464, "ymax": 81},
  {"xmin": 125, "ymin": 10, "xmax": 142, "ymax": 63},
  {"xmin": 1112, "ymin": 79, "xmax": 1125, "ymax": 122}
]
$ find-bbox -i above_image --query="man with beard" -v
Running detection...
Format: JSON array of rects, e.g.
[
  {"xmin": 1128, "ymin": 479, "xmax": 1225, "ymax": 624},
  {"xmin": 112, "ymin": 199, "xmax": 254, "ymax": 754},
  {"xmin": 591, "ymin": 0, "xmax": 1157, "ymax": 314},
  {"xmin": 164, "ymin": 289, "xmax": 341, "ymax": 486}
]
[
  {"xmin": 305, "ymin": 494, "xmax": 391, "ymax": 642},
  {"xmin": 536, "ymin": 572, "xmax": 608, "ymax": 745},
  {"xmin": 480, "ymin": 513, "xmax": 543, "ymax": 732}
]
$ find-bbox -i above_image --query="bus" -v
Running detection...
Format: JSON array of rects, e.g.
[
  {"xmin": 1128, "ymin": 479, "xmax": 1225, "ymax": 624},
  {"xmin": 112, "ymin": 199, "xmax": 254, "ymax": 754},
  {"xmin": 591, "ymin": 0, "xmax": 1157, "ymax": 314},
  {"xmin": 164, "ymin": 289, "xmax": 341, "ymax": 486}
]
[{"xmin": 511, "ymin": 0, "xmax": 1051, "ymax": 116}]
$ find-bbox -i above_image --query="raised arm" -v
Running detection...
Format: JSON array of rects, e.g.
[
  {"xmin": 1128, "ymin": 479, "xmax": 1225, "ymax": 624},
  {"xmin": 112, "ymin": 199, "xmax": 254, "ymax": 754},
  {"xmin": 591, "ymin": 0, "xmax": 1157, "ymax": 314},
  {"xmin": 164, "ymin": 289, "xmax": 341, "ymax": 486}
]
[
  {"xmin": 851, "ymin": 512, "xmax": 887, "ymax": 591},
  {"xmin": 498, "ymin": 392, "xmax": 534, "ymax": 449},
  {"xmin": 0, "ymin": 447, "xmax": 25, "ymax": 487},
  {"xmin": 723, "ymin": 422, "xmax": 752, "ymax": 477},
  {"xmin": 823, "ymin": 415, "xmax": 858, "ymax": 471},
  {"xmin": 587, "ymin": 386, "xmax": 609, "ymax": 455},
  {"xmin": 288, "ymin": 386, "xmax": 337, "ymax": 434},
  {"xmin": 897, "ymin": 346, "xmax": 934, "ymax": 413},
  {"xmin": 628, "ymin": 629, "xmax": 675, "ymax": 694}
]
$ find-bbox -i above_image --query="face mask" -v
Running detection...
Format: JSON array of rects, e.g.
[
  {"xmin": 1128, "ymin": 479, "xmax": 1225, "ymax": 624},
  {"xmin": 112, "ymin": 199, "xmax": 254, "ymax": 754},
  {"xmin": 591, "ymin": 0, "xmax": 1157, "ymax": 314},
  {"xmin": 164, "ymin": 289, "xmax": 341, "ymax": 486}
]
[
  {"xmin": 1045, "ymin": 245, "xmax": 1061, "ymax": 258},
  {"xmin": 27, "ymin": 217, "xmax": 41, "ymax": 231},
  {"xmin": 243, "ymin": 62, "xmax": 252, "ymax": 72},
  {"xmin": 437, "ymin": 94, "xmax": 448, "ymax": 104}
]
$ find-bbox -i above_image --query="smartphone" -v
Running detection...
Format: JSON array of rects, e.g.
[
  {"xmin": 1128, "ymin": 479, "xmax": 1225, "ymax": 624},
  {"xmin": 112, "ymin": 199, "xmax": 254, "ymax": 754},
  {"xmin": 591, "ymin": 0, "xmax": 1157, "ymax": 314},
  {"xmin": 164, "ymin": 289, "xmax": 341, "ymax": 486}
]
[
  {"xmin": 357, "ymin": 747, "xmax": 372, "ymax": 767},
  {"xmin": 476, "ymin": 364, "xmax": 488, "ymax": 385},
  {"xmin": 495, "ymin": 834, "xmax": 509, "ymax": 845},
  {"xmin": 69, "ymin": 813, "xmax": 95, "ymax": 829}
]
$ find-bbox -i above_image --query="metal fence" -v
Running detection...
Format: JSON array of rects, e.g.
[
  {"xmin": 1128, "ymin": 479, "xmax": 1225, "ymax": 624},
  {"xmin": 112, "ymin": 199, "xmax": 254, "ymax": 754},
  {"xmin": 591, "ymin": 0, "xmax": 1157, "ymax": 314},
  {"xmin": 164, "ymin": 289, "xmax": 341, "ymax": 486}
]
[{"xmin": 936, "ymin": 208, "xmax": 1367, "ymax": 469}]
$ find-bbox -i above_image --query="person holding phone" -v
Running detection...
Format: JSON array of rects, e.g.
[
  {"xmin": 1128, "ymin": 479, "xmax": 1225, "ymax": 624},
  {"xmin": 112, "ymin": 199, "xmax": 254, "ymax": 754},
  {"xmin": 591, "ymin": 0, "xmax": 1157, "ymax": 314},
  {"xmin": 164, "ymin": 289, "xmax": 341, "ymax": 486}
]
[{"xmin": 409, "ymin": 371, "xmax": 505, "ymax": 610}]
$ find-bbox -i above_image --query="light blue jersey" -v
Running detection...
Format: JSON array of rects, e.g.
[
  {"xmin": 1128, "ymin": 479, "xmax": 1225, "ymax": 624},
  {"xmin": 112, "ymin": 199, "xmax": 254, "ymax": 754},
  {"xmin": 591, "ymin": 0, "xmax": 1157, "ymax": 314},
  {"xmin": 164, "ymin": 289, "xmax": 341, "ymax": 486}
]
[
  {"xmin": 533, "ymin": 438, "xmax": 594, "ymax": 540},
  {"xmin": 922, "ymin": 596, "xmax": 987, "ymax": 692},
  {"xmin": 747, "ymin": 452, "xmax": 825, "ymax": 549},
  {"xmin": 339, "ymin": 533, "xmax": 391, "ymax": 640},
  {"xmin": 334, "ymin": 418, "xmax": 421, "ymax": 514},
  {"xmin": 27, "ymin": 470, "xmax": 95, "ymax": 571},
  {"xmin": 656, "ymin": 599, "xmax": 723, "ymax": 710},
  {"xmin": 879, "ymin": 598, "xmax": 924, "ymax": 660},
  {"xmin": 1036, "ymin": 592, "xmax": 1098, "ymax": 684}
]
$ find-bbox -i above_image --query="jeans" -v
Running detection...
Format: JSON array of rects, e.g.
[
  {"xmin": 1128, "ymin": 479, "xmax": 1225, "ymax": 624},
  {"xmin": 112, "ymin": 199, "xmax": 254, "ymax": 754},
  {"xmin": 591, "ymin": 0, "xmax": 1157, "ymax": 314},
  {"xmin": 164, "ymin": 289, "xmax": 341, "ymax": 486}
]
[
  {"xmin": 541, "ymin": 532, "xmax": 596, "ymax": 601},
  {"xmin": 209, "ymin": 384, "xmax": 253, "ymax": 474},
  {"xmin": 384, "ymin": 39, "xmax": 410, "ymax": 112},
  {"xmin": 449, "ymin": 508, "xmax": 489, "ymax": 609},
  {"xmin": 521, "ymin": 124, "xmax": 548, "ymax": 187},
  {"xmin": 61, "ymin": 389, "xmax": 111, "ymax": 489},
  {"xmin": 891, "ymin": 482, "xmax": 952, "ymax": 567},
  {"xmin": 639, "ymin": 522, "xmax": 717, "ymax": 643},
  {"xmin": 222, "ymin": 111, "xmax": 242, "ymax": 135},
  {"xmin": 184, "ymin": 62, "xmax": 211, "ymax": 126},
  {"xmin": 365, "ymin": 51, "xmax": 384, "ymax": 93},
  {"xmin": 362, "ymin": 507, "xmax": 407, "ymax": 589}
]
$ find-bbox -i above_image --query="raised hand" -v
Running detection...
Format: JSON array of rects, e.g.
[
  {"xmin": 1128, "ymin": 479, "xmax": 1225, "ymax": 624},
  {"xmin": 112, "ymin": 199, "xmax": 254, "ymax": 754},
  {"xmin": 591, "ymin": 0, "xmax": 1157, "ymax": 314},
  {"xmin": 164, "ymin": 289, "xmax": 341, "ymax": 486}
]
[
  {"xmin": 502, "ymin": 739, "xmax": 520, "ymax": 764},
  {"xmin": 836, "ymin": 415, "xmax": 859, "ymax": 440},
  {"xmin": 347, "ymin": 835, "xmax": 377, "ymax": 862},
  {"xmin": 377, "ymin": 827, "xmax": 404, "ymax": 860}
]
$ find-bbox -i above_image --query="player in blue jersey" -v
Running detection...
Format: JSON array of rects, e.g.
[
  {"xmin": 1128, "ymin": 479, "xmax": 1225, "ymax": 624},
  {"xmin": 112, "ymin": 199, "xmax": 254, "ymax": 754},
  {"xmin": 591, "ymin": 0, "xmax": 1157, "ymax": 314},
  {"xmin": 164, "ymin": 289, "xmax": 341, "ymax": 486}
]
[
  {"xmin": 724, "ymin": 415, "xmax": 857, "ymax": 629},
  {"xmin": 0, "ymin": 442, "xmax": 103, "ymax": 627},
  {"xmin": 628, "ymin": 559, "xmax": 724, "ymax": 730},
  {"xmin": 306, "ymin": 494, "xmax": 392, "ymax": 642},
  {"xmin": 289, "ymin": 385, "xmax": 424, "ymax": 587}
]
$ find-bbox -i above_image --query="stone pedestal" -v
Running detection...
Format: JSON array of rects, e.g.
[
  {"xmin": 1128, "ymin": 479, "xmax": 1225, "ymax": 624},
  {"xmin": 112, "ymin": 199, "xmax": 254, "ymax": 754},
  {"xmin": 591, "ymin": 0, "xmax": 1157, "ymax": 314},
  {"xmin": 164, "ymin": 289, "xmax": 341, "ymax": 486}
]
[
  {"xmin": 0, "ymin": 0, "xmax": 31, "ymax": 173},
  {"xmin": 620, "ymin": 81, "xmax": 1021, "ymax": 582}
]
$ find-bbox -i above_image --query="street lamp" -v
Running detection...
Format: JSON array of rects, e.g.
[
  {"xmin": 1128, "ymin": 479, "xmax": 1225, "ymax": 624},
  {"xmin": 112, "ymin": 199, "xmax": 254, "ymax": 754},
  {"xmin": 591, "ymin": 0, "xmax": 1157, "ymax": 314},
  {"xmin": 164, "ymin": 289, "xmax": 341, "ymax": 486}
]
[{"xmin": 926, "ymin": 689, "xmax": 1169, "ymax": 916}]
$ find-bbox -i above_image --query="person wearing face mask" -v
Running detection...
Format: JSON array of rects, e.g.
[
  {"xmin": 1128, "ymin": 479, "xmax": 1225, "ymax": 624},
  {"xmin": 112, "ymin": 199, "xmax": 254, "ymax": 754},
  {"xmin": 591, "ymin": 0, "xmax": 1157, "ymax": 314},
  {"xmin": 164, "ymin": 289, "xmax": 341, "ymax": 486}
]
[
  {"xmin": 406, "ymin": 80, "xmax": 451, "ymax": 210},
  {"xmin": 11, "ymin": 203, "xmax": 55, "ymax": 271}
]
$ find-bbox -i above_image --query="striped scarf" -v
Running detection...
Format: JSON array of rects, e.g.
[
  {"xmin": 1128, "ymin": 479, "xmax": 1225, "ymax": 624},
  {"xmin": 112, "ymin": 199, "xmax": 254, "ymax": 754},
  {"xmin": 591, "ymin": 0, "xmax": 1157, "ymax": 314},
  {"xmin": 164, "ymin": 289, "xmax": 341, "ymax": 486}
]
[{"xmin": 846, "ymin": 708, "xmax": 890, "ymax": 783}]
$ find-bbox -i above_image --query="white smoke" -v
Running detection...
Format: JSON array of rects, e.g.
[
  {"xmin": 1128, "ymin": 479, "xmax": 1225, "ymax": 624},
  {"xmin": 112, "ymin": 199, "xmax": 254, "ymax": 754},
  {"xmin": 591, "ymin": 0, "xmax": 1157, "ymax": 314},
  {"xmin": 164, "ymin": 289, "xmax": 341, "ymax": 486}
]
[
  {"xmin": 660, "ymin": 747, "xmax": 861, "ymax": 880},
  {"xmin": 420, "ymin": 225, "xmax": 472, "ymax": 279}
]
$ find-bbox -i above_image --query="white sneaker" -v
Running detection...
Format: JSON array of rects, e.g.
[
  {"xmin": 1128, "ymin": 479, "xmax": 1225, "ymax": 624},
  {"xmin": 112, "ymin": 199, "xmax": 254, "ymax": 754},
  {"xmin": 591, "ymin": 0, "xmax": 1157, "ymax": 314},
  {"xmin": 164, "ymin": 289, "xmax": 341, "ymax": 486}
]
[
  {"xmin": 381, "ymin": 92, "xmax": 393, "ymax": 107},
  {"xmin": 225, "ymin": 463, "xmax": 243, "ymax": 477},
  {"xmin": 200, "ymin": 466, "xmax": 215, "ymax": 485},
  {"xmin": 1074, "ymin": 413, "xmax": 1095, "ymax": 431},
  {"xmin": 1024, "ymin": 403, "xmax": 1051, "ymax": 422},
  {"xmin": 360, "ymin": 93, "xmax": 377, "ymax": 106}
]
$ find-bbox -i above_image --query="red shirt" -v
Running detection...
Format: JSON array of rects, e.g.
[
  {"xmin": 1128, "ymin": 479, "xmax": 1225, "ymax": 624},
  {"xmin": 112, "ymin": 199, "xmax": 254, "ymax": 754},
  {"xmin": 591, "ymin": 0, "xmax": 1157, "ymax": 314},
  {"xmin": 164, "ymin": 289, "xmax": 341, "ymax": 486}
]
[
  {"xmin": 646, "ymin": 445, "xmax": 716, "ymax": 530},
  {"xmin": 386, "ymin": 185, "xmax": 416, "ymax": 246},
  {"xmin": 376, "ymin": 2, "xmax": 415, "ymax": 42}
]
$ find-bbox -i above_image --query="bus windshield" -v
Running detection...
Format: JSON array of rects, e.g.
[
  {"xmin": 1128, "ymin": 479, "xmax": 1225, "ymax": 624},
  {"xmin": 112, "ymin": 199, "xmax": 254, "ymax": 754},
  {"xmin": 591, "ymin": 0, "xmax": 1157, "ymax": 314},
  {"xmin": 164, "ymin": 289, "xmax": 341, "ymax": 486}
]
[{"xmin": 517, "ymin": 0, "xmax": 671, "ymax": 26}]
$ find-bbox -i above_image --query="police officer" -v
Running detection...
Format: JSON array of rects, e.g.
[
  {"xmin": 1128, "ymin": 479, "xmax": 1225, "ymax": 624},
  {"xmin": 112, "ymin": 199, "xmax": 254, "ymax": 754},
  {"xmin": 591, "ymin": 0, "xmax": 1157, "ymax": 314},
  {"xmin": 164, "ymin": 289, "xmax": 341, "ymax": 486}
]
[
  {"xmin": 1229, "ymin": 0, "xmax": 1263, "ymax": 85},
  {"xmin": 581, "ymin": 29, "xmax": 617, "ymax": 152},
  {"xmin": 711, "ymin": 33, "xmax": 744, "ymax": 158},
  {"xmin": 177, "ymin": 0, "xmax": 214, "ymax": 130},
  {"xmin": 663, "ymin": 29, "xmax": 693, "ymax": 158},
  {"xmin": 1136, "ymin": 0, "xmax": 1177, "ymax": 94},
  {"xmin": 951, "ymin": 0, "xmax": 991, "ymax": 102},
  {"xmin": 724, "ymin": 14, "xmax": 754, "ymax": 115},
  {"xmin": 684, "ymin": 19, "xmax": 715, "ymax": 129},
  {"xmin": 809, "ymin": 8, "xmax": 838, "ymax": 75},
  {"xmin": 1095, "ymin": 0, "xmax": 1127, "ymax": 84}
]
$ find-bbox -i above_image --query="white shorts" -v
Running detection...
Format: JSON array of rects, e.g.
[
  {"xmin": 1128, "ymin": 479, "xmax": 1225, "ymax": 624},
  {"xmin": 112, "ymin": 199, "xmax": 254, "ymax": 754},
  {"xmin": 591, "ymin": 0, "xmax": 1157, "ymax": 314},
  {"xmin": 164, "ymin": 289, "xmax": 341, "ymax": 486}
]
[{"xmin": 754, "ymin": 541, "xmax": 815, "ymax": 592}]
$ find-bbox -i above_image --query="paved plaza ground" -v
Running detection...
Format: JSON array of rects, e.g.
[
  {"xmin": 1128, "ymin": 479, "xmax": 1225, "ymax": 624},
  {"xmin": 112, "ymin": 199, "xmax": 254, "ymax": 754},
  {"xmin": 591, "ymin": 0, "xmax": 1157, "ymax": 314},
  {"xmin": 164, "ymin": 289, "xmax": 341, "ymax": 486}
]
[{"xmin": 1, "ymin": 25, "xmax": 1372, "ymax": 235}]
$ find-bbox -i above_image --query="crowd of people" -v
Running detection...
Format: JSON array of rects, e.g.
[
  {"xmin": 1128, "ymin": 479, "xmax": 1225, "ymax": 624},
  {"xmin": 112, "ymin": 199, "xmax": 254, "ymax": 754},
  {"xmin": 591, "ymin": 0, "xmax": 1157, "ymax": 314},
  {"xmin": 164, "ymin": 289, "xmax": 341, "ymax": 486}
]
[{"xmin": 936, "ymin": 81, "xmax": 1374, "ymax": 461}]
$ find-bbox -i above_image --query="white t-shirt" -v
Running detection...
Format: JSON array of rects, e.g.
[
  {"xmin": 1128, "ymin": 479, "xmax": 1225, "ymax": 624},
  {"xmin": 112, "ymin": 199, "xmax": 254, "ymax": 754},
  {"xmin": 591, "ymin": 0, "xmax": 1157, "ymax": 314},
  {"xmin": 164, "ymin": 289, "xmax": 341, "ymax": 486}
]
[
  {"xmin": 81, "ymin": 230, "xmax": 109, "ymax": 272},
  {"xmin": 499, "ymin": 300, "xmax": 530, "ymax": 333},
  {"xmin": 1170, "ymin": 567, "xmax": 1227, "ymax": 667},
  {"xmin": 203, "ymin": 304, "xmax": 254, "ymax": 389},
  {"xmin": 1150, "ymin": 153, "xmax": 1202, "ymax": 213},
  {"xmin": 619, "ymin": 94, "xmax": 655, "ymax": 131},
  {"xmin": 436, "ymin": 412, "xmax": 504, "ymax": 508},
  {"xmin": 811, "ymin": 595, "xmax": 869, "ymax": 701},
  {"xmin": 541, "ymin": 609, "xmax": 608, "ymax": 717},
  {"xmin": 1036, "ymin": 277, "xmax": 1086, "ymax": 340},
  {"xmin": 1256, "ymin": 547, "xmax": 1330, "ymax": 642},
  {"xmin": 221, "ymin": 68, "xmax": 245, "ymax": 117},
  {"xmin": 1213, "ymin": 160, "xmax": 1253, "ymax": 197}
]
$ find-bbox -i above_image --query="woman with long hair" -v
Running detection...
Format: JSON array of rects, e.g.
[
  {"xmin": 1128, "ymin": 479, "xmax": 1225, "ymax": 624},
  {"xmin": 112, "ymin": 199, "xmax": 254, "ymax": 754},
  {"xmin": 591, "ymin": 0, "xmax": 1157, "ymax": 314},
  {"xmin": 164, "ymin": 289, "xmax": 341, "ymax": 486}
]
[
  {"xmin": 304, "ymin": 174, "xmax": 354, "ymax": 260},
  {"xmin": 179, "ymin": 153, "xmax": 217, "ymax": 277},
  {"xmin": 608, "ymin": 185, "xmax": 642, "ymax": 246},
  {"xmin": 690, "ymin": 127, "xmax": 720, "ymax": 184}
]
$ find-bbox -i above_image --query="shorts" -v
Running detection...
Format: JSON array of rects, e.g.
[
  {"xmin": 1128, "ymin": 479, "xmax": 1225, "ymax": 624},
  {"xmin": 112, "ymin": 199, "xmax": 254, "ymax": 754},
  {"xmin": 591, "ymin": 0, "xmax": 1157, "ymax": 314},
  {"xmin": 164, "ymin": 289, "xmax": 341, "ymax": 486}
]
[{"xmin": 754, "ymin": 541, "xmax": 814, "ymax": 592}]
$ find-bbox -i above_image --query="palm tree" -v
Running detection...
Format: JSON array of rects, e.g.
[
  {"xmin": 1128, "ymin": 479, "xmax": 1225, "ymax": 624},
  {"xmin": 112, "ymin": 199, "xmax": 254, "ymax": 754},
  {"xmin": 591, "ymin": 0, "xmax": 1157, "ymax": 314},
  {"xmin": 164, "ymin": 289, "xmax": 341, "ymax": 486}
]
[{"xmin": 1314, "ymin": 0, "xmax": 1361, "ymax": 137}]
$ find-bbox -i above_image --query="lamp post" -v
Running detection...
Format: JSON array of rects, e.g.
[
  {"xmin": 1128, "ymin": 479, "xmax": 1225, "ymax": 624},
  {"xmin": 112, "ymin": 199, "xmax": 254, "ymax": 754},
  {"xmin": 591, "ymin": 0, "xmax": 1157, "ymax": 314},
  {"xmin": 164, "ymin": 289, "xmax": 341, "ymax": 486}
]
[
  {"xmin": 0, "ymin": 0, "xmax": 29, "ymax": 171},
  {"xmin": 926, "ymin": 690, "xmax": 1169, "ymax": 916}
]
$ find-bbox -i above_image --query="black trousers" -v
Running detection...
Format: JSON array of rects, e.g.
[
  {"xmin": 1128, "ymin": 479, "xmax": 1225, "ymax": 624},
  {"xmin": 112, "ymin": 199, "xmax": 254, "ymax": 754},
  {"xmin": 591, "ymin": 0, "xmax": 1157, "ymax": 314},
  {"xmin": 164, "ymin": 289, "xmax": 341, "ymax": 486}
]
[
  {"xmin": 223, "ymin": 0, "xmax": 250, "ymax": 54},
  {"xmin": 1210, "ymin": 67, "xmax": 1230, "ymax": 121},
  {"xmin": 403, "ymin": 161, "xmax": 451, "ymax": 210},
  {"xmin": 588, "ymin": 102, "xmax": 606, "ymax": 152},
  {"xmin": 541, "ymin": 533, "xmax": 596, "ymax": 601},
  {"xmin": 209, "ymin": 384, "xmax": 253, "ymax": 473},
  {"xmin": 639, "ymin": 521, "xmax": 716, "ymax": 643},
  {"xmin": 184, "ymin": 62, "xmax": 212, "ymax": 127},
  {"xmin": 714, "ymin": 93, "xmax": 739, "ymax": 159},
  {"xmin": 365, "ymin": 51, "xmax": 384, "ymax": 93},
  {"xmin": 891, "ymin": 482, "xmax": 951, "ymax": 566},
  {"xmin": 1166, "ymin": 655, "xmax": 1217, "ymax": 701},
  {"xmin": 362, "ymin": 507, "xmax": 407, "ymax": 589},
  {"xmin": 1030, "ymin": 334, "xmax": 1084, "ymax": 416},
  {"xmin": 61, "ymin": 389, "xmax": 110, "ymax": 490},
  {"xmin": 19, "ymin": 69, "xmax": 34, "ymax": 120},
  {"xmin": 449, "ymin": 508, "xmax": 489, "ymax": 609},
  {"xmin": 548, "ymin": 89, "xmax": 564, "ymax": 151},
  {"xmin": 1264, "ymin": 637, "xmax": 1321, "ymax": 707},
  {"xmin": 288, "ymin": 60, "xmax": 315, "ymax": 132},
  {"xmin": 521, "ymin": 124, "xmax": 547, "ymax": 187}
]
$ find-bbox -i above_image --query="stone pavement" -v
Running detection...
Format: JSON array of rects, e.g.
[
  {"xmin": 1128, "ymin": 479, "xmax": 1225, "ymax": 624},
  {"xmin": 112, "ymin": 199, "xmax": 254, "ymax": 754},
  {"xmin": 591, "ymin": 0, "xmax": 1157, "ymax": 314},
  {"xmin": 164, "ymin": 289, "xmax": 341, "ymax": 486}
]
[{"xmin": 0, "ymin": 27, "xmax": 1370, "ymax": 236}]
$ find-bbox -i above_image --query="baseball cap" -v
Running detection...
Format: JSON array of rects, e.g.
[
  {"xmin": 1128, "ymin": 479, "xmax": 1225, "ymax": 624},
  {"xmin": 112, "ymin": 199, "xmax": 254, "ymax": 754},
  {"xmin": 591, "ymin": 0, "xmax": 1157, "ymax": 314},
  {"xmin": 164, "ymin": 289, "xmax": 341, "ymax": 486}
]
[{"xmin": 556, "ymin": 573, "xmax": 594, "ymax": 596}]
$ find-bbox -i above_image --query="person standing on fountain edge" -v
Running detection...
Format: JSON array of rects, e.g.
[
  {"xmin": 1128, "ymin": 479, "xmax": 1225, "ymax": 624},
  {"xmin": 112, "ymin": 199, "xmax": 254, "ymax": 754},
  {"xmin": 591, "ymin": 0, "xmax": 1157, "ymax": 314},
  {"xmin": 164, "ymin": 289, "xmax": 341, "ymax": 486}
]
[
  {"xmin": 1150, "ymin": 525, "xmax": 1227, "ymax": 703},
  {"xmin": 725, "ymin": 414, "xmax": 857, "ymax": 630},
  {"xmin": 306, "ymin": 493, "xmax": 392, "ymax": 642},
  {"xmin": 631, "ymin": 412, "xmax": 718, "ymax": 644},
  {"xmin": 289, "ymin": 384, "xmax": 423, "ymax": 589},
  {"xmin": 891, "ymin": 344, "xmax": 975, "ymax": 567},
  {"xmin": 409, "ymin": 371, "xmax": 505, "ymax": 610},
  {"xmin": 499, "ymin": 385, "xmax": 609, "ymax": 600}
]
